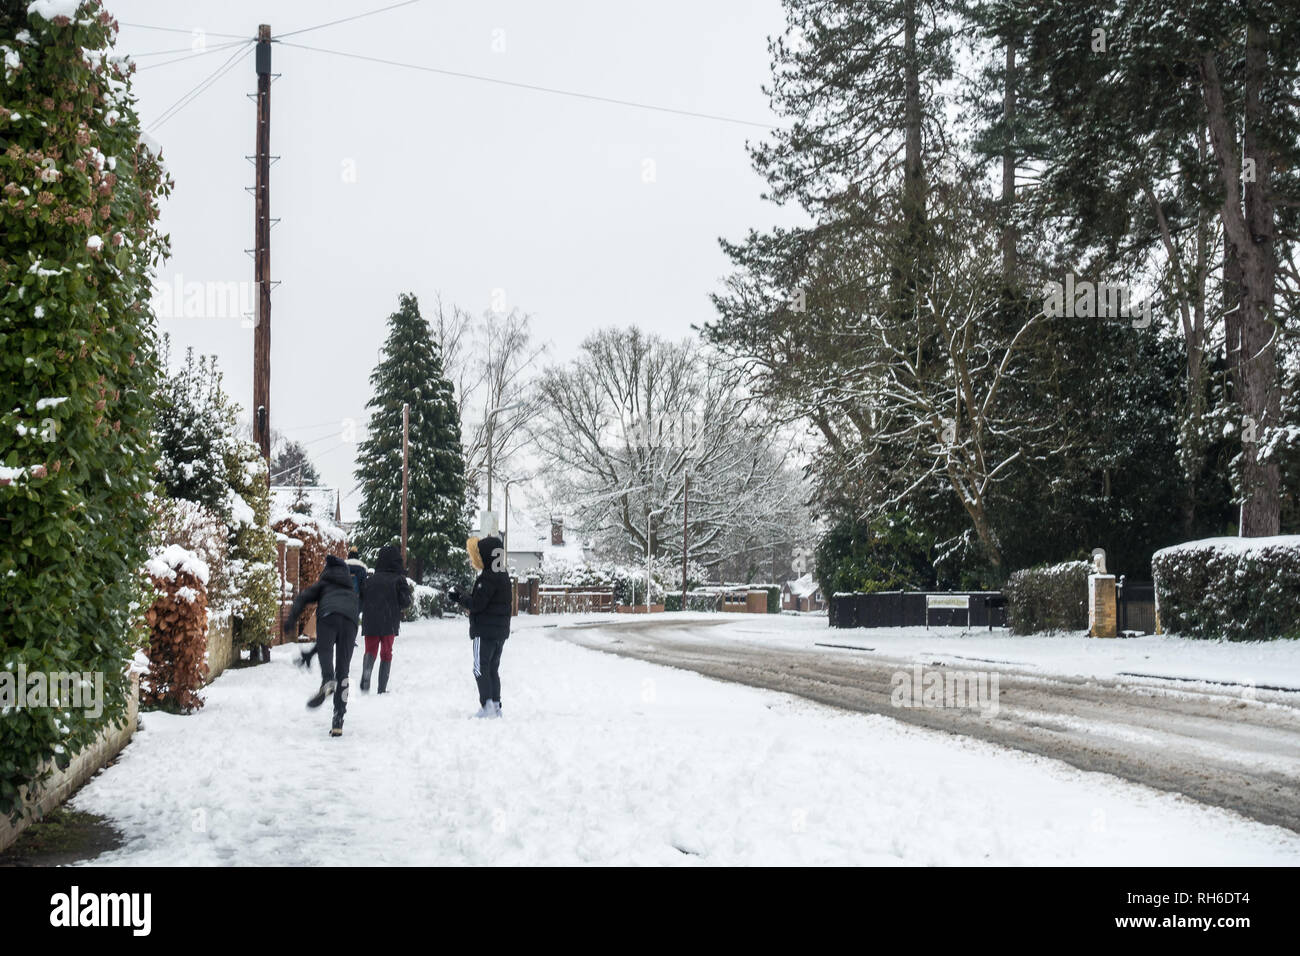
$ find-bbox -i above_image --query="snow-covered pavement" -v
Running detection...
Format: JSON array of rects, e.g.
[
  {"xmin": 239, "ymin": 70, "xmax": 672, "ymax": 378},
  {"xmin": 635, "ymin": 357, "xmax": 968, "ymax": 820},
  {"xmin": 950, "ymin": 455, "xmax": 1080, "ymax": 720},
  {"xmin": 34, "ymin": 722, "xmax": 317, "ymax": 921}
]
[{"xmin": 72, "ymin": 617, "xmax": 1300, "ymax": 865}]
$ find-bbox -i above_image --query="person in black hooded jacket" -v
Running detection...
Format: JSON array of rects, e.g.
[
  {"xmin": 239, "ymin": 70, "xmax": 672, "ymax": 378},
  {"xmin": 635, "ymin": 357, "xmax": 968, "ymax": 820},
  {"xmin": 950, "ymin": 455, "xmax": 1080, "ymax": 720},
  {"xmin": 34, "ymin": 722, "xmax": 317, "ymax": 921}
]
[
  {"xmin": 449, "ymin": 535, "xmax": 511, "ymax": 718},
  {"xmin": 283, "ymin": 553, "xmax": 361, "ymax": 736},
  {"xmin": 296, "ymin": 549, "xmax": 368, "ymax": 672},
  {"xmin": 360, "ymin": 543, "xmax": 413, "ymax": 694}
]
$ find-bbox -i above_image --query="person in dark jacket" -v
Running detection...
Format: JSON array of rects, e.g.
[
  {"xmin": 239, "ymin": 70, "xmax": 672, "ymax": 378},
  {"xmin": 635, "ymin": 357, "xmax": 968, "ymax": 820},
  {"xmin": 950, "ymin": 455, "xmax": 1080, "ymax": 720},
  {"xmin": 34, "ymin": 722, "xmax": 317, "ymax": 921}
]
[
  {"xmin": 283, "ymin": 554, "xmax": 361, "ymax": 736},
  {"xmin": 449, "ymin": 535, "xmax": 511, "ymax": 718},
  {"xmin": 360, "ymin": 544, "xmax": 413, "ymax": 694},
  {"xmin": 296, "ymin": 549, "xmax": 368, "ymax": 671}
]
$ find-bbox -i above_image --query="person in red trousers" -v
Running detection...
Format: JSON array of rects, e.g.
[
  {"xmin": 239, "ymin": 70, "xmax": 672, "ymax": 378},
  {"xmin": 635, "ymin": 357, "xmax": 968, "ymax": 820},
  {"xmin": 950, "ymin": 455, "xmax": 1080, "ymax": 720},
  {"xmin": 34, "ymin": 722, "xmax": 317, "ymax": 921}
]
[{"xmin": 359, "ymin": 544, "xmax": 413, "ymax": 693}]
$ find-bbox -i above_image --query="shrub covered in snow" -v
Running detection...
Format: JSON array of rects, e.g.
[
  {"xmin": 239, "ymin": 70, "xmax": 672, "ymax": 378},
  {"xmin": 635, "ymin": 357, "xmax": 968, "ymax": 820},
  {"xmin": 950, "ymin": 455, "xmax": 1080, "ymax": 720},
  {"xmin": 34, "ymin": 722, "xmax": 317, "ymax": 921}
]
[
  {"xmin": 611, "ymin": 566, "xmax": 665, "ymax": 606},
  {"xmin": 402, "ymin": 581, "xmax": 443, "ymax": 621},
  {"xmin": 1004, "ymin": 560, "xmax": 1089, "ymax": 634},
  {"xmin": 664, "ymin": 590, "xmax": 725, "ymax": 612},
  {"xmin": 142, "ymin": 545, "xmax": 209, "ymax": 713},
  {"xmin": 151, "ymin": 497, "xmax": 229, "ymax": 616},
  {"xmin": 1152, "ymin": 536, "xmax": 1300, "ymax": 641},
  {"xmin": 0, "ymin": 0, "xmax": 171, "ymax": 820},
  {"xmin": 539, "ymin": 553, "xmax": 614, "ymax": 588}
]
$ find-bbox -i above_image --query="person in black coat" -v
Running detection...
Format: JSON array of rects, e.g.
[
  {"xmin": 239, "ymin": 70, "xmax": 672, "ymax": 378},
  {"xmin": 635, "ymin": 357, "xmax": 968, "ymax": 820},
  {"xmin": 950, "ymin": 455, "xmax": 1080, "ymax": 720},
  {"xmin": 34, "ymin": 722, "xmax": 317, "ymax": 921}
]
[
  {"xmin": 297, "ymin": 549, "xmax": 368, "ymax": 672},
  {"xmin": 449, "ymin": 535, "xmax": 511, "ymax": 717},
  {"xmin": 283, "ymin": 554, "xmax": 361, "ymax": 736},
  {"xmin": 360, "ymin": 544, "xmax": 413, "ymax": 694}
]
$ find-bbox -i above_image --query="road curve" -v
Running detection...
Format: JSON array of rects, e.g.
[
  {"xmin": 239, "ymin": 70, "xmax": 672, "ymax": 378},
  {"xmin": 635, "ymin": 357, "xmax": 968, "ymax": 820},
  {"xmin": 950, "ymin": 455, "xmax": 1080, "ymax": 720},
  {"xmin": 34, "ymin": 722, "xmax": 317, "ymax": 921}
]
[{"xmin": 551, "ymin": 618, "xmax": 1300, "ymax": 833}]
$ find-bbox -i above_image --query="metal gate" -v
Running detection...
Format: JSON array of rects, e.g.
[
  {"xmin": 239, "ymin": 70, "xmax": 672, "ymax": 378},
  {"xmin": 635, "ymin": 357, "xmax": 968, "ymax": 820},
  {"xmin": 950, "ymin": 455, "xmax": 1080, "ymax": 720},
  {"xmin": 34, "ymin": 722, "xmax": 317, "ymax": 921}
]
[{"xmin": 1118, "ymin": 577, "xmax": 1156, "ymax": 635}]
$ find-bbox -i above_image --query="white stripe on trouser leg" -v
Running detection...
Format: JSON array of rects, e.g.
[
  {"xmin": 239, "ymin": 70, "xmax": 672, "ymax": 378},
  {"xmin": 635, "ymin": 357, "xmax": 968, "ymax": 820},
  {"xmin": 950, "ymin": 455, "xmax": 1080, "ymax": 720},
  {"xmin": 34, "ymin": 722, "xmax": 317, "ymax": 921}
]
[{"xmin": 473, "ymin": 637, "xmax": 481, "ymax": 677}]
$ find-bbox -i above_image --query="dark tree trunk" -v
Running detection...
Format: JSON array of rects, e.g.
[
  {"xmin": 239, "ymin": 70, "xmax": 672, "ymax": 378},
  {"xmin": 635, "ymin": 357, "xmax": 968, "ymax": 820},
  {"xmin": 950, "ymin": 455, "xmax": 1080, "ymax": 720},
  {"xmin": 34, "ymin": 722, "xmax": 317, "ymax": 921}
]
[
  {"xmin": 1201, "ymin": 32, "xmax": 1280, "ymax": 536},
  {"xmin": 1001, "ymin": 37, "xmax": 1018, "ymax": 283}
]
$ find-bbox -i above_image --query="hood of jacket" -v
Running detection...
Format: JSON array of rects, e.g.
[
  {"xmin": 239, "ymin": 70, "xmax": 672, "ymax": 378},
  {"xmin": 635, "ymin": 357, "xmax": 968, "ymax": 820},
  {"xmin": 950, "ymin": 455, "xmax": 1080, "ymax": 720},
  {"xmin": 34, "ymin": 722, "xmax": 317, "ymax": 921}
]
[
  {"xmin": 476, "ymin": 535, "xmax": 505, "ymax": 575},
  {"xmin": 375, "ymin": 544, "xmax": 404, "ymax": 574},
  {"xmin": 321, "ymin": 554, "xmax": 354, "ymax": 588}
]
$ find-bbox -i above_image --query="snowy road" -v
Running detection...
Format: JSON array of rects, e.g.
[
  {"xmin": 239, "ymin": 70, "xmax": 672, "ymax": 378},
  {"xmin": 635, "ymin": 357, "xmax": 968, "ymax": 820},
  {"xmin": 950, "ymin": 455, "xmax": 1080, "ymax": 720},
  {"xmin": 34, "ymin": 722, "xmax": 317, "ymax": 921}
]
[
  {"xmin": 554, "ymin": 616, "xmax": 1300, "ymax": 833},
  {"xmin": 69, "ymin": 617, "xmax": 1300, "ymax": 865}
]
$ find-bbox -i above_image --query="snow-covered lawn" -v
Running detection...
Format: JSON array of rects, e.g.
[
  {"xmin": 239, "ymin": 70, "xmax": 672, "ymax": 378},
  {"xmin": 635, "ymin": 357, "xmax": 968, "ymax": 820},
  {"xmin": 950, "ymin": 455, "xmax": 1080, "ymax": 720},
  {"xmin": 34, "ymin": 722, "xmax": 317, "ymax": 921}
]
[
  {"xmin": 72, "ymin": 618, "xmax": 1300, "ymax": 865},
  {"xmin": 687, "ymin": 613, "xmax": 1300, "ymax": 690}
]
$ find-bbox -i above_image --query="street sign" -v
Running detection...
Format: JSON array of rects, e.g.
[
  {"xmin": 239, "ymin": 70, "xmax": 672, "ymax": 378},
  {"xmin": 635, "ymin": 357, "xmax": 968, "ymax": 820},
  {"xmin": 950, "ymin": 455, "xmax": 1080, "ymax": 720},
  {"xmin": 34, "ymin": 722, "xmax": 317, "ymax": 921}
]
[{"xmin": 925, "ymin": 593, "xmax": 970, "ymax": 629}]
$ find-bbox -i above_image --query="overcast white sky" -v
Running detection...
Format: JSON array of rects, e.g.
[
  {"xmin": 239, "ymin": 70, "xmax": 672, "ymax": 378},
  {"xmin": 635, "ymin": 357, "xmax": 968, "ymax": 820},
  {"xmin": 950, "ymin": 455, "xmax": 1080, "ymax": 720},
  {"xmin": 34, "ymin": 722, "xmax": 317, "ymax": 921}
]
[{"xmin": 105, "ymin": 0, "xmax": 805, "ymax": 518}]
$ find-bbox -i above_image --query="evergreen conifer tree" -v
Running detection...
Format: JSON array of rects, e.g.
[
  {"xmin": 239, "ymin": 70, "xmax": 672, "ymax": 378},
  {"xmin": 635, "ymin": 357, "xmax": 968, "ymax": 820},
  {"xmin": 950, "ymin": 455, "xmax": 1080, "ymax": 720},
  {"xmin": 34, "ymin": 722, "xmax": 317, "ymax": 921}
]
[{"xmin": 354, "ymin": 293, "xmax": 468, "ymax": 583}]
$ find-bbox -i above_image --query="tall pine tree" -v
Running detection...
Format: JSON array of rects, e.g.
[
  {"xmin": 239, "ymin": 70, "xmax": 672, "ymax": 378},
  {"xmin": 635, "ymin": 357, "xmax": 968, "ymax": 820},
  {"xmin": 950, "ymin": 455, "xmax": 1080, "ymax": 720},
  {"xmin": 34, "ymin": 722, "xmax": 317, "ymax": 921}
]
[{"xmin": 354, "ymin": 294, "xmax": 468, "ymax": 583}]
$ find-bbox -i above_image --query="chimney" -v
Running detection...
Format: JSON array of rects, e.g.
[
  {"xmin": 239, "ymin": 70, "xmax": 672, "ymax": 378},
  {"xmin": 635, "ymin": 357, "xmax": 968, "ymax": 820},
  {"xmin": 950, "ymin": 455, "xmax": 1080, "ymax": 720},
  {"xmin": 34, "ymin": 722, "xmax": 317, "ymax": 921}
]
[{"xmin": 551, "ymin": 518, "xmax": 564, "ymax": 546}]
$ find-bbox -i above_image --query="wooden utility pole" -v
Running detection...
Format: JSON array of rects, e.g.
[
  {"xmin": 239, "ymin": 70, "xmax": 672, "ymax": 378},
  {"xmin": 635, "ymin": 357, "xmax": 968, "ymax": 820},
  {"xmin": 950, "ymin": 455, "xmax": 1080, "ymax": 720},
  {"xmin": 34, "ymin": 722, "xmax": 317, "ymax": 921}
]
[
  {"xmin": 681, "ymin": 472, "xmax": 689, "ymax": 610},
  {"xmin": 252, "ymin": 24, "xmax": 273, "ymax": 471},
  {"xmin": 401, "ymin": 402, "xmax": 409, "ymax": 564}
]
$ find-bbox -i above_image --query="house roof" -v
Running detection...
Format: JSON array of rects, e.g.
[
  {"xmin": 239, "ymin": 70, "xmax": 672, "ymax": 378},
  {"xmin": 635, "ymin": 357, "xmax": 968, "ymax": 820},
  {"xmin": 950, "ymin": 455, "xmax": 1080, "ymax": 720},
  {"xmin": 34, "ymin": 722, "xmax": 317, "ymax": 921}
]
[
  {"xmin": 479, "ymin": 496, "xmax": 587, "ymax": 562},
  {"xmin": 785, "ymin": 573, "xmax": 820, "ymax": 598}
]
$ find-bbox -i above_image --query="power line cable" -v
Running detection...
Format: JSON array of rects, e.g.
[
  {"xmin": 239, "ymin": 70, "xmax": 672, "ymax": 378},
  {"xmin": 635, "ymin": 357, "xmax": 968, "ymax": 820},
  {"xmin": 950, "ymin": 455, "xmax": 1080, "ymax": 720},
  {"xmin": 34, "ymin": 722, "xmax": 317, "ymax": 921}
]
[
  {"xmin": 277, "ymin": 419, "xmax": 351, "ymax": 433},
  {"xmin": 118, "ymin": 22, "xmax": 249, "ymax": 40},
  {"xmin": 277, "ymin": 0, "xmax": 425, "ymax": 40},
  {"xmin": 127, "ymin": 39, "xmax": 249, "ymax": 58},
  {"xmin": 131, "ymin": 38, "xmax": 250, "ymax": 68},
  {"xmin": 149, "ymin": 42, "xmax": 252, "ymax": 131},
  {"xmin": 277, "ymin": 41, "xmax": 777, "ymax": 130},
  {"xmin": 268, "ymin": 440, "xmax": 356, "ymax": 481}
]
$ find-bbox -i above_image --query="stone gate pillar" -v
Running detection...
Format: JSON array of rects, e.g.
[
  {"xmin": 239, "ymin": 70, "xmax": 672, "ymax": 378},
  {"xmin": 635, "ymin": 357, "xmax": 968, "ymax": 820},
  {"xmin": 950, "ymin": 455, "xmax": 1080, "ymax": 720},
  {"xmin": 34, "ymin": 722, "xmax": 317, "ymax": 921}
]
[{"xmin": 1089, "ymin": 574, "xmax": 1117, "ymax": 638}]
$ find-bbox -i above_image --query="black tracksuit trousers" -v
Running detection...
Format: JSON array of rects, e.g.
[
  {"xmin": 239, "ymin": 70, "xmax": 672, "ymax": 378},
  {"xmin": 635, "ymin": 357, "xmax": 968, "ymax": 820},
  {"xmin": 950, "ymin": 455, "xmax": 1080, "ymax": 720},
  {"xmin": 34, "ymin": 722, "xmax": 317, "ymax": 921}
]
[
  {"xmin": 473, "ymin": 636, "xmax": 505, "ymax": 707},
  {"xmin": 316, "ymin": 613, "xmax": 357, "ymax": 721}
]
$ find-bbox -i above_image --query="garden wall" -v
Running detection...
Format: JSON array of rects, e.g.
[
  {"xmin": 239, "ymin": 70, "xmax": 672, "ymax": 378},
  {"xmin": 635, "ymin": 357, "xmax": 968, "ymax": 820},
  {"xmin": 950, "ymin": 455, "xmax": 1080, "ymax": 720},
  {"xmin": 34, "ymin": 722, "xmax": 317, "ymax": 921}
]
[{"xmin": 0, "ymin": 673, "xmax": 140, "ymax": 853}]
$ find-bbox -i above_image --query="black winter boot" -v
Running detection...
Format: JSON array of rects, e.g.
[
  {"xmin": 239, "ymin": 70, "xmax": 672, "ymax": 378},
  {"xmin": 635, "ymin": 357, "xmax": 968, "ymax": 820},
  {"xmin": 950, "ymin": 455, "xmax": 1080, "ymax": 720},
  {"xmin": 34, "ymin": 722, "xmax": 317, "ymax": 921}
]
[
  {"xmin": 377, "ymin": 659, "xmax": 391, "ymax": 694},
  {"xmin": 360, "ymin": 653, "xmax": 376, "ymax": 692},
  {"xmin": 330, "ymin": 709, "xmax": 343, "ymax": 737},
  {"xmin": 307, "ymin": 680, "xmax": 335, "ymax": 709}
]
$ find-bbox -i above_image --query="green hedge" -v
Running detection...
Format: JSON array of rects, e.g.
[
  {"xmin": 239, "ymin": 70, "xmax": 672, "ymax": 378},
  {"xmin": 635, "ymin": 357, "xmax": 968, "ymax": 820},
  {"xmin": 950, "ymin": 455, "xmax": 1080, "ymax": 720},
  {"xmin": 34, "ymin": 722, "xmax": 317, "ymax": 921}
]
[
  {"xmin": 0, "ymin": 3, "xmax": 171, "ymax": 821},
  {"xmin": 1004, "ymin": 561, "xmax": 1089, "ymax": 634},
  {"xmin": 1152, "ymin": 537, "xmax": 1300, "ymax": 641}
]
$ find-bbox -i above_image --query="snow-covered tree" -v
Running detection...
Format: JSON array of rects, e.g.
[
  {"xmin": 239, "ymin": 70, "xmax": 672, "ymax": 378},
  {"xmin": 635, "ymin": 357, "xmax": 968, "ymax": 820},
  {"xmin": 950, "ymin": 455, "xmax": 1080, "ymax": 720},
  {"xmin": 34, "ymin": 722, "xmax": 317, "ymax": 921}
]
[
  {"xmin": 353, "ymin": 293, "xmax": 468, "ymax": 582},
  {"xmin": 154, "ymin": 340, "xmax": 234, "ymax": 512},
  {"xmin": 432, "ymin": 300, "xmax": 544, "ymax": 499},
  {"xmin": 152, "ymin": 341, "xmax": 277, "ymax": 651},
  {"xmin": 534, "ymin": 327, "xmax": 805, "ymax": 572},
  {"xmin": 270, "ymin": 438, "xmax": 320, "ymax": 487},
  {"xmin": 224, "ymin": 441, "xmax": 278, "ymax": 656}
]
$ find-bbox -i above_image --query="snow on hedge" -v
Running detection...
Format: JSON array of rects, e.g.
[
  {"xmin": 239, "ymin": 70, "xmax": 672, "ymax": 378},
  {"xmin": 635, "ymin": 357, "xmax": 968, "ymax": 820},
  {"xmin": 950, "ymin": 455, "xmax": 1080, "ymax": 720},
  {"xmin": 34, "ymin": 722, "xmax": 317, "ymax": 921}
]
[
  {"xmin": 269, "ymin": 508, "xmax": 347, "ymax": 543},
  {"xmin": 145, "ymin": 544, "xmax": 210, "ymax": 587},
  {"xmin": 1152, "ymin": 536, "xmax": 1300, "ymax": 641},
  {"xmin": 1155, "ymin": 535, "xmax": 1300, "ymax": 556},
  {"xmin": 1004, "ymin": 560, "xmax": 1090, "ymax": 635},
  {"xmin": 27, "ymin": 0, "xmax": 83, "ymax": 21}
]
